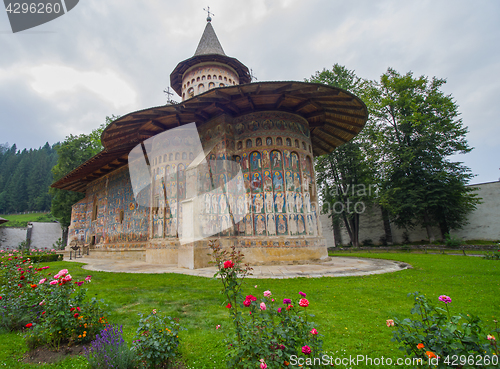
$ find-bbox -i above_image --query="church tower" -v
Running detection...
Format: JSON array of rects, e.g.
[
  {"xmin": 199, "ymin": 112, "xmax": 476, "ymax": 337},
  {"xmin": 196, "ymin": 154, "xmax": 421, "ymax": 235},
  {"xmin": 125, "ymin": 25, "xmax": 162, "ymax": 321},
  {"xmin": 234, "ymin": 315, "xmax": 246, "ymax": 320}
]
[{"xmin": 170, "ymin": 18, "xmax": 251, "ymax": 101}]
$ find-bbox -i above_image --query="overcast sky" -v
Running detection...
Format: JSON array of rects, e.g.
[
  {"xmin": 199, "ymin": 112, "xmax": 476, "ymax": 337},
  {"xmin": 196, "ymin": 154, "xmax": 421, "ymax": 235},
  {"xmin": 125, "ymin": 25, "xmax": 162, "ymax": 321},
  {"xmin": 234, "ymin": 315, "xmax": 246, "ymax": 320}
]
[{"xmin": 0, "ymin": 0, "xmax": 499, "ymax": 184}]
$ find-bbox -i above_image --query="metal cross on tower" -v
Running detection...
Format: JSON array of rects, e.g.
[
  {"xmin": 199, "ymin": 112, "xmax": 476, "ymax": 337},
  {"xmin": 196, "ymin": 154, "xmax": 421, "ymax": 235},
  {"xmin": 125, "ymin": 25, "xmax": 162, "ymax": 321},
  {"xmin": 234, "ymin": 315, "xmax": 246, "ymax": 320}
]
[
  {"xmin": 163, "ymin": 87, "xmax": 175, "ymax": 104},
  {"xmin": 203, "ymin": 6, "xmax": 214, "ymax": 22}
]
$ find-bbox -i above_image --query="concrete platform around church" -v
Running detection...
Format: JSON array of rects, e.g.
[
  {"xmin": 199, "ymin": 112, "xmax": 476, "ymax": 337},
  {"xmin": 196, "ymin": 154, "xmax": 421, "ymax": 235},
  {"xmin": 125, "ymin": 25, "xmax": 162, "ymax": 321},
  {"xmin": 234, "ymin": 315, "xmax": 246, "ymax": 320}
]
[{"xmin": 65, "ymin": 255, "xmax": 411, "ymax": 279}]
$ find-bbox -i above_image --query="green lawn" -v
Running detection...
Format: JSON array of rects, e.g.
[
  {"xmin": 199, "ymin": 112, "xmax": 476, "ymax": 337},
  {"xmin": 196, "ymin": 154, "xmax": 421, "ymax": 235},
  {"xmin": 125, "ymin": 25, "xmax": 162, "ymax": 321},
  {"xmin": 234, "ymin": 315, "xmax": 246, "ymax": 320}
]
[
  {"xmin": 1, "ymin": 253, "xmax": 499, "ymax": 368},
  {"xmin": 0, "ymin": 212, "xmax": 56, "ymax": 228}
]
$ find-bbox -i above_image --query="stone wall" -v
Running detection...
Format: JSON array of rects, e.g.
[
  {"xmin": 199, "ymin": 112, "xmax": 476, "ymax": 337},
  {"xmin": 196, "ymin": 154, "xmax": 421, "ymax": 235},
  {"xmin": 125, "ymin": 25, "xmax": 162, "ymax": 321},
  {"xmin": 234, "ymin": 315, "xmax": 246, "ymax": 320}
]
[
  {"xmin": 321, "ymin": 181, "xmax": 500, "ymax": 245},
  {"xmin": 29, "ymin": 222, "xmax": 62, "ymax": 249},
  {"xmin": 0, "ymin": 227, "xmax": 27, "ymax": 250}
]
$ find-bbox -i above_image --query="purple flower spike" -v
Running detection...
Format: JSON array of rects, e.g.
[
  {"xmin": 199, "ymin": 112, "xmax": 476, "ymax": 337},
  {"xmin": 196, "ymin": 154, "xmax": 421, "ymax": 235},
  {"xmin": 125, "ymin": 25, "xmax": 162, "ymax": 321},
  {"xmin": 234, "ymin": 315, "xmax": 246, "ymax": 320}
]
[{"xmin": 439, "ymin": 295, "xmax": 452, "ymax": 304}]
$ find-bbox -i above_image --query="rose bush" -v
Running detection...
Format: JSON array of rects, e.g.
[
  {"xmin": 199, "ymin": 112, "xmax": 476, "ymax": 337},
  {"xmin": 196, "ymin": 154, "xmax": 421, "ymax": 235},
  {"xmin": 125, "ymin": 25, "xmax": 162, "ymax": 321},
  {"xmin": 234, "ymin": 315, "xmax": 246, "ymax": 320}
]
[
  {"xmin": 388, "ymin": 292, "xmax": 499, "ymax": 369},
  {"xmin": 209, "ymin": 240, "xmax": 323, "ymax": 368}
]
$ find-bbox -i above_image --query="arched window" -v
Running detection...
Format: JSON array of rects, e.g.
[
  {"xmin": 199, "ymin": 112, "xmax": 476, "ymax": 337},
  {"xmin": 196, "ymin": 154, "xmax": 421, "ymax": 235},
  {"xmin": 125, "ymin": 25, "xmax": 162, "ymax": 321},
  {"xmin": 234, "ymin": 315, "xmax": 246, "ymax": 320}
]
[
  {"xmin": 213, "ymin": 75, "xmax": 217, "ymax": 79},
  {"xmin": 207, "ymin": 75, "xmax": 211, "ymax": 80},
  {"xmin": 191, "ymin": 78, "xmax": 195, "ymax": 84},
  {"xmin": 182, "ymin": 152, "xmax": 187, "ymax": 160},
  {"xmin": 169, "ymin": 153, "xmax": 173, "ymax": 161},
  {"xmin": 276, "ymin": 137, "xmax": 283, "ymax": 145},
  {"xmin": 286, "ymin": 138, "xmax": 292, "ymax": 146},
  {"xmin": 302, "ymin": 142, "xmax": 306, "ymax": 150},
  {"xmin": 219, "ymin": 76, "xmax": 222, "ymax": 80},
  {"xmin": 208, "ymin": 82, "xmax": 215, "ymax": 89},
  {"xmin": 229, "ymin": 78, "xmax": 232, "ymax": 83},
  {"xmin": 246, "ymin": 139, "xmax": 252, "ymax": 148},
  {"xmin": 266, "ymin": 137, "xmax": 272, "ymax": 146},
  {"xmin": 187, "ymin": 81, "xmax": 190, "ymax": 87},
  {"xmin": 219, "ymin": 83, "xmax": 225, "ymax": 87},
  {"xmin": 198, "ymin": 84, "xmax": 205, "ymax": 93},
  {"xmin": 295, "ymin": 139, "xmax": 300, "ymax": 148},
  {"xmin": 197, "ymin": 77, "xmax": 200, "ymax": 82},
  {"xmin": 187, "ymin": 87, "xmax": 194, "ymax": 98},
  {"xmin": 256, "ymin": 137, "xmax": 262, "ymax": 146},
  {"xmin": 224, "ymin": 76, "xmax": 227, "ymax": 81},
  {"xmin": 202, "ymin": 75, "xmax": 206, "ymax": 81},
  {"xmin": 237, "ymin": 141, "xmax": 243, "ymax": 149},
  {"xmin": 175, "ymin": 153, "xmax": 180, "ymax": 160}
]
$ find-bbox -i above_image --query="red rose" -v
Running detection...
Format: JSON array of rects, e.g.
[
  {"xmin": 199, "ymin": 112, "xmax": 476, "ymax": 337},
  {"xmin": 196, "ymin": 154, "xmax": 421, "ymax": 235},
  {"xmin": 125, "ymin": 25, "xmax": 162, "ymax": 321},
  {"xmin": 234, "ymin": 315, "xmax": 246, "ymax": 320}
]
[
  {"xmin": 226, "ymin": 303, "xmax": 232, "ymax": 309},
  {"xmin": 74, "ymin": 313, "xmax": 79, "ymax": 318},
  {"xmin": 286, "ymin": 304, "xmax": 293, "ymax": 311},
  {"xmin": 20, "ymin": 275, "xmax": 25, "ymax": 280},
  {"xmin": 26, "ymin": 323, "xmax": 32, "ymax": 328},
  {"xmin": 246, "ymin": 295, "xmax": 257, "ymax": 302},
  {"xmin": 70, "ymin": 308, "xmax": 75, "ymax": 312},
  {"xmin": 0, "ymin": 296, "xmax": 2, "ymax": 300},
  {"xmin": 243, "ymin": 299, "xmax": 251, "ymax": 307},
  {"xmin": 299, "ymin": 298, "xmax": 309, "ymax": 307},
  {"xmin": 223, "ymin": 260, "xmax": 234, "ymax": 269}
]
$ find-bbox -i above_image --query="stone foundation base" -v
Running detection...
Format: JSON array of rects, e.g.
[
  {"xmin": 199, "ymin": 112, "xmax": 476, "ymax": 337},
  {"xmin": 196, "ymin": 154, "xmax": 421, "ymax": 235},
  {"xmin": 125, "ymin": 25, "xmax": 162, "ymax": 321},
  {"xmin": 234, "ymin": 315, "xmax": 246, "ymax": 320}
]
[{"xmin": 89, "ymin": 237, "xmax": 327, "ymax": 270}]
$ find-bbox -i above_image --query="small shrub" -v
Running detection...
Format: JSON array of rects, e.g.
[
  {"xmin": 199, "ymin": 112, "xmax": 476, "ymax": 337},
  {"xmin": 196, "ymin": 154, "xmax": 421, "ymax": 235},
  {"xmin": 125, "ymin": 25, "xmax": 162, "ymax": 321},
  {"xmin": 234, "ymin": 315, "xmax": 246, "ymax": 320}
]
[
  {"xmin": 132, "ymin": 310, "xmax": 183, "ymax": 369},
  {"xmin": 379, "ymin": 235, "xmax": 388, "ymax": 246},
  {"xmin": 483, "ymin": 252, "xmax": 500, "ymax": 260},
  {"xmin": 444, "ymin": 233, "xmax": 462, "ymax": 248},
  {"xmin": 387, "ymin": 292, "xmax": 499, "ymax": 368},
  {"xmin": 84, "ymin": 325, "xmax": 136, "ymax": 369},
  {"xmin": 362, "ymin": 239, "xmax": 374, "ymax": 246}
]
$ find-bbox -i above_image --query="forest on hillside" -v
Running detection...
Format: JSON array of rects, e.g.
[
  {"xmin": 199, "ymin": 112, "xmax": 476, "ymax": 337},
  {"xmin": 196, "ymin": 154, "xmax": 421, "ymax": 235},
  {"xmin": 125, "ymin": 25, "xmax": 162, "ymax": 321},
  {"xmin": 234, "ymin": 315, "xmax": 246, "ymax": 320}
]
[{"xmin": 0, "ymin": 142, "xmax": 58, "ymax": 214}]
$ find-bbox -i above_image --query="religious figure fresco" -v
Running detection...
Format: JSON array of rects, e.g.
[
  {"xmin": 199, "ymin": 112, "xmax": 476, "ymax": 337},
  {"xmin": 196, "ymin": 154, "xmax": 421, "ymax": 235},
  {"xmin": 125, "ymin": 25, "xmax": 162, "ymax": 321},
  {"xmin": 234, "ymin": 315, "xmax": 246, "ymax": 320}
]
[
  {"xmin": 256, "ymin": 137, "xmax": 262, "ymax": 146},
  {"xmin": 273, "ymin": 171, "xmax": 283, "ymax": 191},
  {"xmin": 294, "ymin": 172, "xmax": 301, "ymax": 191},
  {"xmin": 295, "ymin": 193, "xmax": 303, "ymax": 213},
  {"xmin": 262, "ymin": 119, "xmax": 272, "ymax": 129},
  {"xmin": 265, "ymin": 192, "xmax": 273, "ymax": 213},
  {"xmin": 271, "ymin": 150, "xmax": 282, "ymax": 169},
  {"xmin": 274, "ymin": 192, "xmax": 285, "ymax": 213},
  {"xmin": 254, "ymin": 214, "xmax": 266, "ymax": 235},
  {"xmin": 251, "ymin": 172, "xmax": 262, "ymax": 192},
  {"xmin": 246, "ymin": 139, "xmax": 252, "ymax": 148},
  {"xmin": 235, "ymin": 123, "xmax": 244, "ymax": 135},
  {"xmin": 263, "ymin": 170, "xmax": 272, "ymax": 191},
  {"xmin": 286, "ymin": 192, "xmax": 295, "ymax": 213},
  {"xmin": 237, "ymin": 141, "xmax": 243, "ymax": 149},
  {"xmin": 289, "ymin": 214, "xmax": 297, "ymax": 235},
  {"xmin": 253, "ymin": 193, "xmax": 264, "ymax": 214},
  {"xmin": 245, "ymin": 214, "xmax": 253, "ymax": 235},
  {"xmin": 266, "ymin": 137, "xmax": 272, "ymax": 146},
  {"xmin": 297, "ymin": 215, "xmax": 305, "ymax": 235},
  {"xmin": 277, "ymin": 214, "xmax": 287, "ymax": 235},
  {"xmin": 250, "ymin": 152, "xmax": 261, "ymax": 171},
  {"xmin": 291, "ymin": 153, "xmax": 299, "ymax": 171},
  {"xmin": 241, "ymin": 153, "xmax": 248, "ymax": 171},
  {"xmin": 285, "ymin": 171, "xmax": 294, "ymax": 191},
  {"xmin": 276, "ymin": 137, "xmax": 282, "ymax": 145},
  {"xmin": 243, "ymin": 173, "xmax": 250, "ymax": 191},
  {"xmin": 248, "ymin": 120, "xmax": 259, "ymax": 131},
  {"xmin": 283, "ymin": 150, "xmax": 290, "ymax": 167},
  {"xmin": 262, "ymin": 150, "xmax": 270, "ymax": 168},
  {"xmin": 275, "ymin": 120, "xmax": 284, "ymax": 130},
  {"xmin": 267, "ymin": 214, "xmax": 276, "ymax": 235}
]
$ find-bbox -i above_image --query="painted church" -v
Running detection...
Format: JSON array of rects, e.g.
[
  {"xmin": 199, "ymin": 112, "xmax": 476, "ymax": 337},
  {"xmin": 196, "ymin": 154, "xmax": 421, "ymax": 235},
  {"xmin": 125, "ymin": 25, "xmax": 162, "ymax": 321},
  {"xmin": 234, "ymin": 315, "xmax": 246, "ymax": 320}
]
[{"xmin": 52, "ymin": 17, "xmax": 368, "ymax": 269}]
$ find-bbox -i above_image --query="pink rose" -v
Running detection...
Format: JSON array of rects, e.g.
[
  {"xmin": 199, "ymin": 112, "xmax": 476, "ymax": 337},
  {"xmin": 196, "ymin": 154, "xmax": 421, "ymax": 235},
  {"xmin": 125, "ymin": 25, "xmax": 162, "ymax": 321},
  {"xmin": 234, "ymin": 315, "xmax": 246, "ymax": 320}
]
[
  {"xmin": 38, "ymin": 278, "xmax": 47, "ymax": 284},
  {"xmin": 260, "ymin": 302, "xmax": 266, "ymax": 310},
  {"xmin": 386, "ymin": 319, "xmax": 395, "ymax": 327},
  {"xmin": 299, "ymin": 298, "xmax": 309, "ymax": 307},
  {"xmin": 49, "ymin": 280, "xmax": 58, "ymax": 285},
  {"xmin": 302, "ymin": 345, "xmax": 311, "ymax": 355},
  {"xmin": 310, "ymin": 328, "xmax": 318, "ymax": 335},
  {"xmin": 263, "ymin": 290, "xmax": 272, "ymax": 297}
]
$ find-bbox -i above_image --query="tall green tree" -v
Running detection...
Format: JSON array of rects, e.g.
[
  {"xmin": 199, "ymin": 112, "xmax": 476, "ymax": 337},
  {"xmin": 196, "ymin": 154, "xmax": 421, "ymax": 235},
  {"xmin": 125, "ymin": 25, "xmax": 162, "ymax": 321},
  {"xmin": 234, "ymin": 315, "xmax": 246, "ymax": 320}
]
[
  {"xmin": 370, "ymin": 68, "xmax": 479, "ymax": 240},
  {"xmin": 307, "ymin": 64, "xmax": 376, "ymax": 247}
]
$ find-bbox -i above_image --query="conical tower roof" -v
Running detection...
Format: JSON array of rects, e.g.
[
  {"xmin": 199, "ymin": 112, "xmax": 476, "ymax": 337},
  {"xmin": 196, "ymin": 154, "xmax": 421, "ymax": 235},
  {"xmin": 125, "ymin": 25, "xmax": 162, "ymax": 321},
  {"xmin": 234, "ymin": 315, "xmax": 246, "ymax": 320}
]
[
  {"xmin": 194, "ymin": 22, "xmax": 226, "ymax": 56},
  {"xmin": 170, "ymin": 21, "xmax": 251, "ymax": 96}
]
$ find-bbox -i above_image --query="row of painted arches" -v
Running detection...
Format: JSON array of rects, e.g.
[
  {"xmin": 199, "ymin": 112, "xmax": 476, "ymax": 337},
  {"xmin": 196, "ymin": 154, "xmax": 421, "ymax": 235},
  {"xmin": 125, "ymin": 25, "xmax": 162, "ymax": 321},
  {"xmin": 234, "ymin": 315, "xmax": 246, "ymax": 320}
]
[
  {"xmin": 184, "ymin": 74, "xmax": 236, "ymax": 89},
  {"xmin": 237, "ymin": 137, "xmax": 312, "ymax": 153}
]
